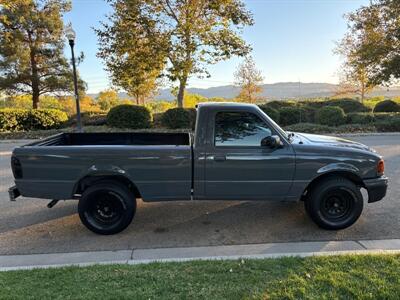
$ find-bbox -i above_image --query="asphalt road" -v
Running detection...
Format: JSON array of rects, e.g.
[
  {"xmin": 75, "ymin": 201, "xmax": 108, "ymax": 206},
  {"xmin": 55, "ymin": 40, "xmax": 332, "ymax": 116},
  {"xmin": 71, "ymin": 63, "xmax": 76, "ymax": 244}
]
[{"xmin": 0, "ymin": 135, "xmax": 399, "ymax": 255}]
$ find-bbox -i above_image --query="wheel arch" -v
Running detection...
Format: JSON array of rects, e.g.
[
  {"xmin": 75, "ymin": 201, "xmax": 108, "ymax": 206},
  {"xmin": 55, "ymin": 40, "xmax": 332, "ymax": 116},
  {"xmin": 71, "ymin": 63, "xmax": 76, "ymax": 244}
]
[
  {"xmin": 73, "ymin": 174, "xmax": 141, "ymax": 199},
  {"xmin": 301, "ymin": 170, "xmax": 365, "ymax": 201}
]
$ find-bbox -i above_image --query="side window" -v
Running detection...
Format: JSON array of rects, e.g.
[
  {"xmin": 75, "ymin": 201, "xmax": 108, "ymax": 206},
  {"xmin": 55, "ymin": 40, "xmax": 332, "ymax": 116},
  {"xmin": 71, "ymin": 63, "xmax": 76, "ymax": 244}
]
[{"xmin": 214, "ymin": 112, "xmax": 272, "ymax": 147}]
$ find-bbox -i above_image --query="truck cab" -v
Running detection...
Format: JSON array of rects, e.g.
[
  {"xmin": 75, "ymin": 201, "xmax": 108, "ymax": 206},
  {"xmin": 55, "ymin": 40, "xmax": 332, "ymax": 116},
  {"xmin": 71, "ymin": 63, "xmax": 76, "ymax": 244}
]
[{"xmin": 193, "ymin": 103, "xmax": 295, "ymax": 201}]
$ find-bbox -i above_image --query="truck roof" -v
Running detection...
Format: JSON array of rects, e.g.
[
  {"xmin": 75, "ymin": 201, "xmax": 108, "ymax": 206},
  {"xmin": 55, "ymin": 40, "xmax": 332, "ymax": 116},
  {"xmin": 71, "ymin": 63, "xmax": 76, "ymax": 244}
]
[{"xmin": 196, "ymin": 102, "xmax": 258, "ymax": 109}]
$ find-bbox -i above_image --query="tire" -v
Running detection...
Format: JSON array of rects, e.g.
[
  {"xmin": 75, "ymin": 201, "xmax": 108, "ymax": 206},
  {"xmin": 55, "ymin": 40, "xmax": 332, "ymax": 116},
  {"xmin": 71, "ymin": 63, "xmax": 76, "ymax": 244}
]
[
  {"xmin": 78, "ymin": 181, "xmax": 136, "ymax": 235},
  {"xmin": 304, "ymin": 177, "xmax": 363, "ymax": 230}
]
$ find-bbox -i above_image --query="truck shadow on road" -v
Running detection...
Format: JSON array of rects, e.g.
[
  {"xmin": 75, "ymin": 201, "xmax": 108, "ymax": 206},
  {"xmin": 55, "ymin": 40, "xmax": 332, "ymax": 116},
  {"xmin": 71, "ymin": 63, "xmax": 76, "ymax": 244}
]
[
  {"xmin": 0, "ymin": 197, "xmax": 396, "ymax": 255},
  {"xmin": 0, "ymin": 201, "xmax": 77, "ymax": 234}
]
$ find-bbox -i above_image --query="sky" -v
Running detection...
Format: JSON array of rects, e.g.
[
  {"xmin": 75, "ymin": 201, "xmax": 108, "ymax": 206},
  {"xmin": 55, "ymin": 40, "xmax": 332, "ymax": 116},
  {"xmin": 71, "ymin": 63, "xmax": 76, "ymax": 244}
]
[{"xmin": 63, "ymin": 0, "xmax": 370, "ymax": 93}]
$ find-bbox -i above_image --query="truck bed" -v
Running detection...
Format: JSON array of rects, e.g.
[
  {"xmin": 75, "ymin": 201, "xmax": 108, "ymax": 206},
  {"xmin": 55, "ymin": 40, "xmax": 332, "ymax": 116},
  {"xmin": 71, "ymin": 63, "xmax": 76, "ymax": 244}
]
[
  {"xmin": 25, "ymin": 132, "xmax": 191, "ymax": 147},
  {"xmin": 13, "ymin": 132, "xmax": 193, "ymax": 201}
]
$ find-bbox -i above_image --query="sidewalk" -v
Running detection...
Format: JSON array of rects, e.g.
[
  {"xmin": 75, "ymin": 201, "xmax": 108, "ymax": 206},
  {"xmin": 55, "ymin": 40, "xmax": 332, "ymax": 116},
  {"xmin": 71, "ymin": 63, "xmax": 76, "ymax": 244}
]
[{"xmin": 1, "ymin": 239, "xmax": 399, "ymax": 271}]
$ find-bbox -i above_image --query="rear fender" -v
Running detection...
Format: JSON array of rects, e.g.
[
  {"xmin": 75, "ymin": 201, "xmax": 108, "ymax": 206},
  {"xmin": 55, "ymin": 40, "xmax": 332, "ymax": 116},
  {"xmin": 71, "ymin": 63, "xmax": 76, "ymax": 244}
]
[{"xmin": 72, "ymin": 164, "xmax": 136, "ymax": 196}]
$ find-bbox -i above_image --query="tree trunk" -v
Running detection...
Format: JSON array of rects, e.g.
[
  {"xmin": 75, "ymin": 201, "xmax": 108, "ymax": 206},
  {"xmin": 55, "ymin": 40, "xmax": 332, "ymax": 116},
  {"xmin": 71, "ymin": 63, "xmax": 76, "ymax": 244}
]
[
  {"xmin": 32, "ymin": 89, "xmax": 39, "ymax": 109},
  {"xmin": 177, "ymin": 77, "xmax": 187, "ymax": 108},
  {"xmin": 29, "ymin": 45, "xmax": 40, "ymax": 109},
  {"xmin": 360, "ymin": 82, "xmax": 365, "ymax": 104}
]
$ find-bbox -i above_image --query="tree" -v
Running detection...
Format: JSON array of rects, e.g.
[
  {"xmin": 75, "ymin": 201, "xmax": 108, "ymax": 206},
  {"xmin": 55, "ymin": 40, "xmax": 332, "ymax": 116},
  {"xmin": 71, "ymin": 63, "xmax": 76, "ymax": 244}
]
[
  {"xmin": 96, "ymin": 0, "xmax": 254, "ymax": 108},
  {"xmin": 95, "ymin": 2, "xmax": 162, "ymax": 106},
  {"xmin": 335, "ymin": 14, "xmax": 377, "ymax": 103},
  {"xmin": 334, "ymin": 66, "xmax": 374, "ymax": 103},
  {"xmin": 0, "ymin": 0, "xmax": 85, "ymax": 108},
  {"xmin": 234, "ymin": 56, "xmax": 264, "ymax": 103},
  {"xmin": 96, "ymin": 89, "xmax": 120, "ymax": 111},
  {"xmin": 183, "ymin": 93, "xmax": 206, "ymax": 108},
  {"xmin": 337, "ymin": 0, "xmax": 400, "ymax": 87}
]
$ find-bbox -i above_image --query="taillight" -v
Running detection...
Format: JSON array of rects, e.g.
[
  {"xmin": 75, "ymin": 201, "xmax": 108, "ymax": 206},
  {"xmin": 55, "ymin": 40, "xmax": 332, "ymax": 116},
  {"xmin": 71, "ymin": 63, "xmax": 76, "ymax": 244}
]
[
  {"xmin": 377, "ymin": 159, "xmax": 384, "ymax": 176},
  {"xmin": 11, "ymin": 156, "xmax": 23, "ymax": 179}
]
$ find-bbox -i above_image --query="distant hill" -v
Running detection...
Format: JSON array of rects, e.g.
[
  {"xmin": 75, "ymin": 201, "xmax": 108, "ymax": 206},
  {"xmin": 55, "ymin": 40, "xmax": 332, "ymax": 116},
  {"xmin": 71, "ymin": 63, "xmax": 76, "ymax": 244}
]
[
  {"xmin": 157, "ymin": 82, "xmax": 337, "ymax": 100},
  {"xmin": 88, "ymin": 82, "xmax": 400, "ymax": 101}
]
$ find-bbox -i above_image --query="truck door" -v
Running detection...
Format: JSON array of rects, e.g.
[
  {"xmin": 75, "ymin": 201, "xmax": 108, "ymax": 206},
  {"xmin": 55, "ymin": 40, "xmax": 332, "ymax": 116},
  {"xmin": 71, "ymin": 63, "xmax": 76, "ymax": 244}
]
[{"xmin": 204, "ymin": 110, "xmax": 295, "ymax": 200}]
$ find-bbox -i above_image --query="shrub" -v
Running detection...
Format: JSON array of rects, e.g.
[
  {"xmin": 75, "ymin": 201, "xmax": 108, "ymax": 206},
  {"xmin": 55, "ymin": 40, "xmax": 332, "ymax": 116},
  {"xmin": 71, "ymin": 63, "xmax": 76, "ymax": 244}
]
[
  {"xmin": 81, "ymin": 111, "xmax": 107, "ymax": 126},
  {"xmin": 284, "ymin": 122, "xmax": 377, "ymax": 134},
  {"xmin": 278, "ymin": 107, "xmax": 307, "ymax": 126},
  {"xmin": 27, "ymin": 109, "xmax": 68, "ymax": 130},
  {"xmin": 325, "ymin": 98, "xmax": 370, "ymax": 113},
  {"xmin": 336, "ymin": 124, "xmax": 376, "ymax": 133},
  {"xmin": 373, "ymin": 100, "xmax": 400, "ymax": 113},
  {"xmin": 66, "ymin": 111, "xmax": 108, "ymax": 127},
  {"xmin": 299, "ymin": 100, "xmax": 326, "ymax": 110},
  {"xmin": 0, "ymin": 109, "xmax": 28, "ymax": 132},
  {"xmin": 373, "ymin": 113, "xmax": 400, "ymax": 132},
  {"xmin": 152, "ymin": 113, "xmax": 164, "ymax": 128},
  {"xmin": 316, "ymin": 106, "xmax": 346, "ymax": 126},
  {"xmin": 107, "ymin": 105, "xmax": 151, "ymax": 129},
  {"xmin": 263, "ymin": 100, "xmax": 297, "ymax": 111},
  {"xmin": 161, "ymin": 108, "xmax": 196, "ymax": 129},
  {"xmin": 300, "ymin": 106, "xmax": 317, "ymax": 123},
  {"xmin": 284, "ymin": 123, "xmax": 334, "ymax": 134},
  {"xmin": 373, "ymin": 112, "xmax": 400, "ymax": 122},
  {"xmin": 375, "ymin": 118, "xmax": 400, "ymax": 132},
  {"xmin": 0, "ymin": 109, "xmax": 68, "ymax": 132},
  {"xmin": 346, "ymin": 112, "xmax": 375, "ymax": 124},
  {"xmin": 258, "ymin": 105, "xmax": 280, "ymax": 122}
]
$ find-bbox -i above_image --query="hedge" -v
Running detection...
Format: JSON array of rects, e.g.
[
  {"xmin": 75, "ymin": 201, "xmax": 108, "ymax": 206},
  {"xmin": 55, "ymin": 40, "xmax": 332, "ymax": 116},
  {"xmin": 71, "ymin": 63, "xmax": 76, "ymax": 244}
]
[
  {"xmin": 66, "ymin": 110, "xmax": 108, "ymax": 127},
  {"xmin": 375, "ymin": 118, "xmax": 400, "ymax": 132},
  {"xmin": 316, "ymin": 106, "xmax": 346, "ymax": 126},
  {"xmin": 107, "ymin": 105, "xmax": 151, "ymax": 129},
  {"xmin": 326, "ymin": 98, "xmax": 370, "ymax": 113},
  {"xmin": 284, "ymin": 123, "xmax": 334, "ymax": 134},
  {"xmin": 373, "ymin": 112, "xmax": 400, "ymax": 122},
  {"xmin": 0, "ymin": 108, "xmax": 68, "ymax": 132},
  {"xmin": 346, "ymin": 112, "xmax": 375, "ymax": 124},
  {"xmin": 80, "ymin": 111, "xmax": 107, "ymax": 126},
  {"xmin": 161, "ymin": 108, "xmax": 196, "ymax": 129},
  {"xmin": 374, "ymin": 100, "xmax": 400, "ymax": 113},
  {"xmin": 278, "ymin": 107, "xmax": 310, "ymax": 126},
  {"xmin": 258, "ymin": 105, "xmax": 280, "ymax": 122},
  {"xmin": 263, "ymin": 100, "xmax": 297, "ymax": 111},
  {"xmin": 284, "ymin": 123, "xmax": 377, "ymax": 134}
]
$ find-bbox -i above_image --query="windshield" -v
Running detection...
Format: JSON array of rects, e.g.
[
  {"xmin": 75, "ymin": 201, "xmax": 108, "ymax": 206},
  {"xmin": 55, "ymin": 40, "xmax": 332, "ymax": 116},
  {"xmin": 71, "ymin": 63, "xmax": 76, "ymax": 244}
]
[{"xmin": 257, "ymin": 107, "xmax": 289, "ymax": 140}]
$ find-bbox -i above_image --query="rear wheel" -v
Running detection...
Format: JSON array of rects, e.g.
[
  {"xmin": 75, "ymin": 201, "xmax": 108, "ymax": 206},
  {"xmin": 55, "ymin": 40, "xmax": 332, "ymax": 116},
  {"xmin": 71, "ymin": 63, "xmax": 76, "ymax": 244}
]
[
  {"xmin": 78, "ymin": 181, "xmax": 136, "ymax": 235},
  {"xmin": 305, "ymin": 177, "xmax": 363, "ymax": 230}
]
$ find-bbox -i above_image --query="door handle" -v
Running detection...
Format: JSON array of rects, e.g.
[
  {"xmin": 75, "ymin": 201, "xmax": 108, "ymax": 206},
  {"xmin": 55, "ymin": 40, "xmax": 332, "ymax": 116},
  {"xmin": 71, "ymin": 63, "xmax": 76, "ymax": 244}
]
[{"xmin": 214, "ymin": 155, "xmax": 226, "ymax": 162}]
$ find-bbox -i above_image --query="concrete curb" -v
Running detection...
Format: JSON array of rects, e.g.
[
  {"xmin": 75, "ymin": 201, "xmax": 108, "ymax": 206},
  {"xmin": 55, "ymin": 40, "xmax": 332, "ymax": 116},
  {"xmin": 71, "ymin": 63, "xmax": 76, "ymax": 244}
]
[{"xmin": 1, "ymin": 239, "xmax": 399, "ymax": 272}]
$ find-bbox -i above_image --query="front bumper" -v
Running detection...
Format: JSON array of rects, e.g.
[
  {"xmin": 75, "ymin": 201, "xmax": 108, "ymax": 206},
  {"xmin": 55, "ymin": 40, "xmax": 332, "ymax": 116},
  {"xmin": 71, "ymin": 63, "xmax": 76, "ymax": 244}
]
[{"xmin": 364, "ymin": 176, "xmax": 388, "ymax": 203}]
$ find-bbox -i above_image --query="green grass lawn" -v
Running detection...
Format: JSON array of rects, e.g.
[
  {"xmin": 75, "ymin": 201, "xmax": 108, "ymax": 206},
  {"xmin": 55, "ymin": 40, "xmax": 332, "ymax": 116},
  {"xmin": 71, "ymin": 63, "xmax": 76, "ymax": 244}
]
[{"xmin": 0, "ymin": 254, "xmax": 399, "ymax": 299}]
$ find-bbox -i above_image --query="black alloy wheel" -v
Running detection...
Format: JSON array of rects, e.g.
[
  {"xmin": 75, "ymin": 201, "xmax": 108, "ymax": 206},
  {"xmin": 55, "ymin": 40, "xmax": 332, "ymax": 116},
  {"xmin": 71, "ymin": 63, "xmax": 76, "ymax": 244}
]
[
  {"xmin": 78, "ymin": 181, "xmax": 136, "ymax": 235},
  {"xmin": 305, "ymin": 177, "xmax": 363, "ymax": 230}
]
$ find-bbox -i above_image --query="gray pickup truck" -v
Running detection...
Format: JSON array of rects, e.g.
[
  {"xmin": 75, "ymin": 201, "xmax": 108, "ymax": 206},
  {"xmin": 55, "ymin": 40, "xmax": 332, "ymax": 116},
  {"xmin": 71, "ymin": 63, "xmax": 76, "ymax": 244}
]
[{"xmin": 9, "ymin": 103, "xmax": 388, "ymax": 234}]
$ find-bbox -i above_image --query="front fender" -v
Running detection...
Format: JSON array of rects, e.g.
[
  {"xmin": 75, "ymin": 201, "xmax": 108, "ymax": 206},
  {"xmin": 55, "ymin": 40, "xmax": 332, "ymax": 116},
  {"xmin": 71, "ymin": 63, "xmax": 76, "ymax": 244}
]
[
  {"xmin": 317, "ymin": 163, "xmax": 360, "ymax": 176},
  {"xmin": 285, "ymin": 162, "xmax": 363, "ymax": 202}
]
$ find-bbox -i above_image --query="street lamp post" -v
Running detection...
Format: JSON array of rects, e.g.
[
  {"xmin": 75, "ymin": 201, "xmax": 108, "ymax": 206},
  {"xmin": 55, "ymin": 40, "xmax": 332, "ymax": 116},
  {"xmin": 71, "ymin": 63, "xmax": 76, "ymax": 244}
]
[{"xmin": 65, "ymin": 22, "xmax": 82, "ymax": 132}]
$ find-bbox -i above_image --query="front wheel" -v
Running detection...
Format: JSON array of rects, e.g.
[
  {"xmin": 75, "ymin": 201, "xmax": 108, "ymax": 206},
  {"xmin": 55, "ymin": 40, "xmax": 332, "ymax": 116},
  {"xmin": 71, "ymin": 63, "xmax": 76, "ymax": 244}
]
[
  {"xmin": 305, "ymin": 177, "xmax": 363, "ymax": 230},
  {"xmin": 78, "ymin": 181, "xmax": 136, "ymax": 235}
]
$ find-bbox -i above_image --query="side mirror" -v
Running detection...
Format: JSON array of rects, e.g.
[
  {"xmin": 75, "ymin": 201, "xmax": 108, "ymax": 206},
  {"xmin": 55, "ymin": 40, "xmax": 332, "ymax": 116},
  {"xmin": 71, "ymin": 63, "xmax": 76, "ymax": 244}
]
[{"xmin": 261, "ymin": 135, "xmax": 283, "ymax": 148}]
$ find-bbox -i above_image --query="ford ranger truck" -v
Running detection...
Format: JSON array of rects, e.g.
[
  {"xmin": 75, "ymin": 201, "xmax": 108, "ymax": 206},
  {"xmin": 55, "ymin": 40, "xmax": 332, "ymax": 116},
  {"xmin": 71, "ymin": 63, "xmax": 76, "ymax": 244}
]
[{"xmin": 9, "ymin": 103, "xmax": 388, "ymax": 234}]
